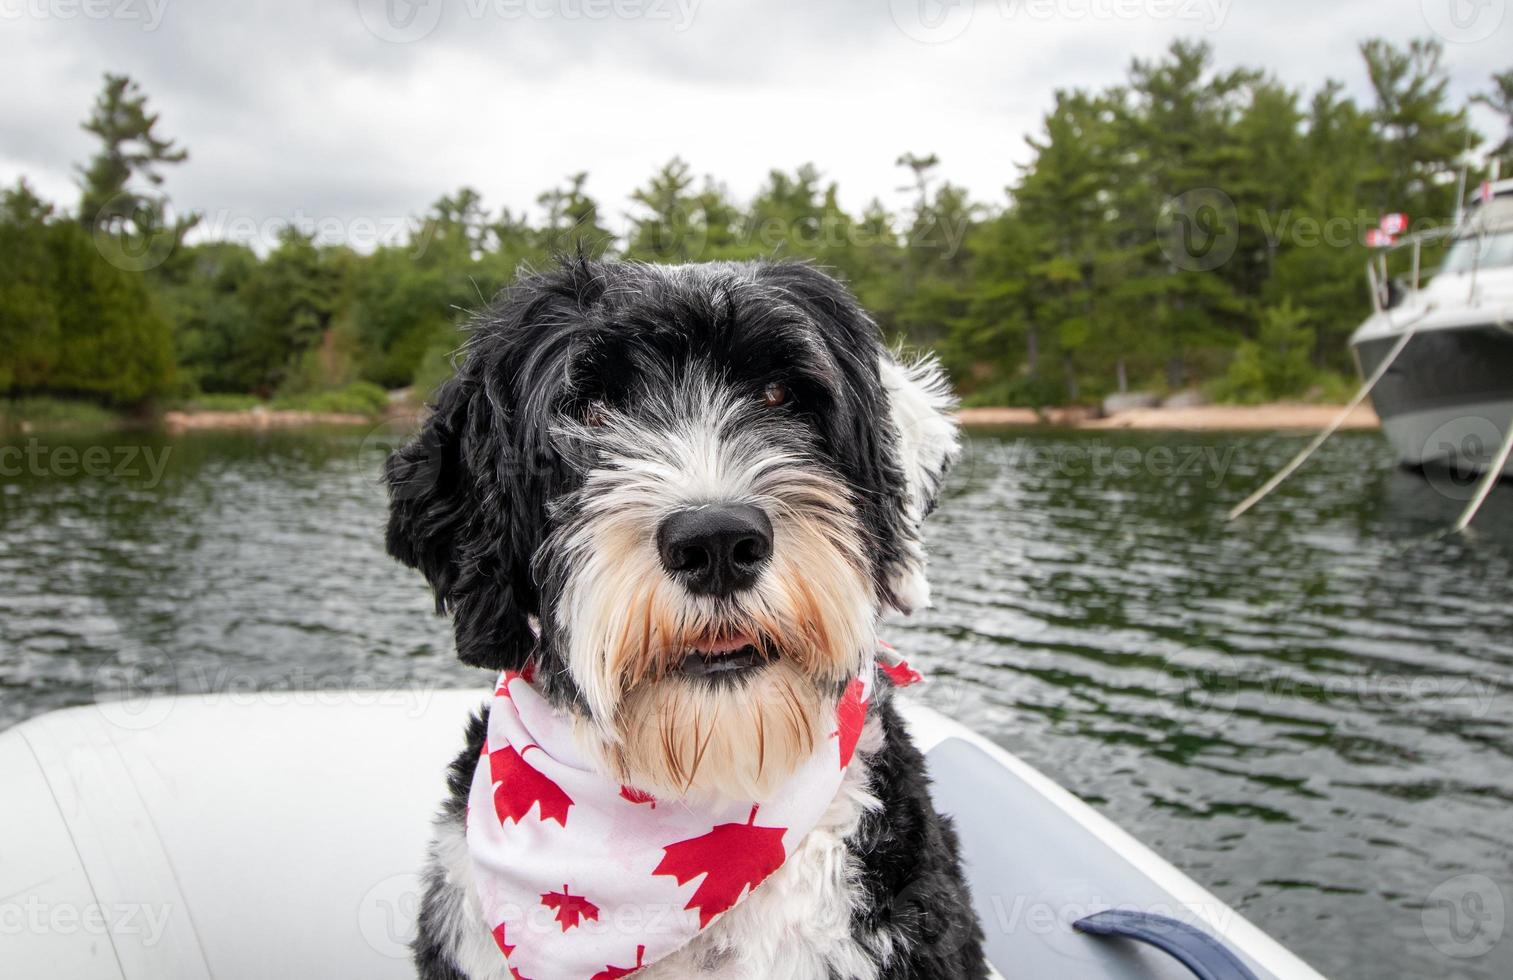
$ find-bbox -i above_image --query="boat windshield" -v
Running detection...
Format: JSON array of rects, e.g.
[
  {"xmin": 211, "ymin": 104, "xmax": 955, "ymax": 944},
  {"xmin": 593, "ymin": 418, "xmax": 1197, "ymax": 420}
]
[{"xmin": 1437, "ymin": 228, "xmax": 1513, "ymax": 275}]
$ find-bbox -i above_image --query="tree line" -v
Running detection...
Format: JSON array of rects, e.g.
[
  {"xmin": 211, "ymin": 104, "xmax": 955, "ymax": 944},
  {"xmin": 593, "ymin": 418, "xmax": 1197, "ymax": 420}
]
[{"xmin": 2, "ymin": 37, "xmax": 1510, "ymax": 413}]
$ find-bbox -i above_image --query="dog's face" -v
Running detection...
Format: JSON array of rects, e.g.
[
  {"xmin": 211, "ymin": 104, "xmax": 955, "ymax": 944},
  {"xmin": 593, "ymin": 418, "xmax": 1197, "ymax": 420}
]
[{"xmin": 386, "ymin": 260, "xmax": 957, "ymax": 800}]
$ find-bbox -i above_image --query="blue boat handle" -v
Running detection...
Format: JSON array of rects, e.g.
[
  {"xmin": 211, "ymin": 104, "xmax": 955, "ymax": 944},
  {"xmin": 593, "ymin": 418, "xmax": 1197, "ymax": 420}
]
[{"xmin": 1073, "ymin": 909, "xmax": 1261, "ymax": 980}]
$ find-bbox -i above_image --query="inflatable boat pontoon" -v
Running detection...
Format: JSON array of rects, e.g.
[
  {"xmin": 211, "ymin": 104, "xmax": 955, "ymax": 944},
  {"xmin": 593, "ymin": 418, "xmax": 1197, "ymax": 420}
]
[{"xmin": 0, "ymin": 692, "xmax": 1325, "ymax": 979}]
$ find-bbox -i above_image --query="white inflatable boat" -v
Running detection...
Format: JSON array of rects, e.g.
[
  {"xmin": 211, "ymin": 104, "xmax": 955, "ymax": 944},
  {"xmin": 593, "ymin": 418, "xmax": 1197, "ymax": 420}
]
[{"xmin": 0, "ymin": 692, "xmax": 1325, "ymax": 979}]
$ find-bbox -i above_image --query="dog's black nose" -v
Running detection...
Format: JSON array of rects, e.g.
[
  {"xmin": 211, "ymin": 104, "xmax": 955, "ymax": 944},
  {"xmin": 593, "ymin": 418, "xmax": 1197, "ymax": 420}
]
[{"xmin": 657, "ymin": 504, "xmax": 773, "ymax": 596}]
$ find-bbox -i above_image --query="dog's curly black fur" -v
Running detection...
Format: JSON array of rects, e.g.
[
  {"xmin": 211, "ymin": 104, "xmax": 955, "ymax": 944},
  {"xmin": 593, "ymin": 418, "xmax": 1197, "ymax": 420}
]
[{"xmin": 387, "ymin": 257, "xmax": 985, "ymax": 979}]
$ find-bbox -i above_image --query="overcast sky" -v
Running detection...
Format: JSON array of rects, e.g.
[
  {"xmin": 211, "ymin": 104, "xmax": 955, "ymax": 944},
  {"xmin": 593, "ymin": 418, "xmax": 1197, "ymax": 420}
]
[{"xmin": 3, "ymin": 0, "xmax": 1509, "ymax": 249}]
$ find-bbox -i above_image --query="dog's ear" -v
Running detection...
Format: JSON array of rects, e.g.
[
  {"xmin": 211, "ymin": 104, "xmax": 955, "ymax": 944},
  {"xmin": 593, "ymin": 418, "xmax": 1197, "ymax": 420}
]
[
  {"xmin": 384, "ymin": 364, "xmax": 539, "ymax": 672},
  {"xmin": 385, "ymin": 375, "xmax": 468, "ymax": 606},
  {"xmin": 756, "ymin": 262, "xmax": 959, "ymax": 615},
  {"xmin": 877, "ymin": 350, "xmax": 960, "ymax": 614}
]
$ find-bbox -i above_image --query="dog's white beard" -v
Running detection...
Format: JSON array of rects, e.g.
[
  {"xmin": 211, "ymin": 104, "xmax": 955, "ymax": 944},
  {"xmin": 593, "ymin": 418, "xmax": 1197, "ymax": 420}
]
[
  {"xmin": 550, "ymin": 382, "xmax": 878, "ymax": 802},
  {"xmin": 616, "ymin": 659, "xmax": 828, "ymax": 802}
]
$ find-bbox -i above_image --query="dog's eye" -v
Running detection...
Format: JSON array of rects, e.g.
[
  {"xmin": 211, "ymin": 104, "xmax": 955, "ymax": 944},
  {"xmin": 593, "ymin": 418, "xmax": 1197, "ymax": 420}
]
[
  {"xmin": 761, "ymin": 382, "xmax": 791, "ymax": 409},
  {"xmin": 582, "ymin": 400, "xmax": 608, "ymax": 426}
]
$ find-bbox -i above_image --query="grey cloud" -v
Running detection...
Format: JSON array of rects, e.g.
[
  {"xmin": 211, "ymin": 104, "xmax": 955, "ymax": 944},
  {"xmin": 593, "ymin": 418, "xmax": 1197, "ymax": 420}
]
[{"xmin": 2, "ymin": 0, "xmax": 1508, "ymax": 250}]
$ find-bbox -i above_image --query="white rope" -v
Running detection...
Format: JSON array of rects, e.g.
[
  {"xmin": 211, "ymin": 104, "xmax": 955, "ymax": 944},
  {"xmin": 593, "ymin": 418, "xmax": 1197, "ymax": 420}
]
[
  {"xmin": 1452, "ymin": 416, "xmax": 1513, "ymax": 533},
  {"xmin": 1227, "ymin": 311, "xmax": 1427, "ymax": 522}
]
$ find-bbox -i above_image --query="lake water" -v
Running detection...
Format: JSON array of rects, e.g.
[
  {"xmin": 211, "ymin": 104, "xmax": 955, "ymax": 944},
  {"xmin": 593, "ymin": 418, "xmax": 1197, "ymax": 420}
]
[{"xmin": 2, "ymin": 423, "xmax": 1511, "ymax": 978}]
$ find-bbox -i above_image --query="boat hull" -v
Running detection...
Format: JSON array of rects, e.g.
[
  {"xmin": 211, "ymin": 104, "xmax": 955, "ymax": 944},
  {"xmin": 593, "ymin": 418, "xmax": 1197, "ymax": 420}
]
[{"xmin": 1353, "ymin": 323, "xmax": 1513, "ymax": 474}]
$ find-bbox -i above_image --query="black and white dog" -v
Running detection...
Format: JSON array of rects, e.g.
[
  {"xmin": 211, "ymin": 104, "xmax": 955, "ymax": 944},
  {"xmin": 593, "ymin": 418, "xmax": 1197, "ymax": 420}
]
[{"xmin": 385, "ymin": 258, "xmax": 986, "ymax": 979}]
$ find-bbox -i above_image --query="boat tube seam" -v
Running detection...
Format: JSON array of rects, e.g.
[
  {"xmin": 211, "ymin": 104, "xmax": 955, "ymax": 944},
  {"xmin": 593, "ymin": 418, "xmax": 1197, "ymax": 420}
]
[{"xmin": 14, "ymin": 726, "xmax": 129, "ymax": 980}]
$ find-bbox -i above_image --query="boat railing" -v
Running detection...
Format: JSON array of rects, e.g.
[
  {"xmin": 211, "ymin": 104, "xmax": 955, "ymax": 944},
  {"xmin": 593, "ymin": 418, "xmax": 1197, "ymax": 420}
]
[{"xmin": 1366, "ymin": 224, "xmax": 1457, "ymax": 314}]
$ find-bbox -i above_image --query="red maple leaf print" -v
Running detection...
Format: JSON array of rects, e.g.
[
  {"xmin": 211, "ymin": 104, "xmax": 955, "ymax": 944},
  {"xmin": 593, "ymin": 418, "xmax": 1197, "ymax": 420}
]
[
  {"xmin": 490, "ymin": 921, "xmax": 514, "ymax": 958},
  {"xmin": 880, "ymin": 658, "xmax": 923, "ymax": 688},
  {"xmin": 619, "ymin": 784, "xmax": 657, "ymax": 808},
  {"xmin": 490, "ymin": 744, "xmax": 573, "ymax": 826},
  {"xmin": 489, "ymin": 923, "xmax": 534, "ymax": 980},
  {"xmin": 540, "ymin": 884, "xmax": 599, "ymax": 931},
  {"xmin": 652, "ymin": 805, "xmax": 787, "ymax": 927},
  {"xmin": 495, "ymin": 662, "xmax": 537, "ymax": 695},
  {"xmin": 591, "ymin": 944, "xmax": 646, "ymax": 980},
  {"xmin": 833, "ymin": 678, "xmax": 867, "ymax": 768}
]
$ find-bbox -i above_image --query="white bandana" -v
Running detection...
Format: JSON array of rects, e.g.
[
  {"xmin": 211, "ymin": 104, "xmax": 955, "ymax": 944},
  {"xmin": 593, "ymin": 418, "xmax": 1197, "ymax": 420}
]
[{"xmin": 465, "ymin": 647, "xmax": 920, "ymax": 979}]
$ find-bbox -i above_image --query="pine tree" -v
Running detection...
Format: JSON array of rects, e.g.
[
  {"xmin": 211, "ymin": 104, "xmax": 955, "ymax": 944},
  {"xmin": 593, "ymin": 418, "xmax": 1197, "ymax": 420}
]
[
  {"xmin": 1360, "ymin": 38, "xmax": 1477, "ymax": 219},
  {"xmin": 0, "ymin": 182, "xmax": 62, "ymax": 392},
  {"xmin": 625, "ymin": 158, "xmax": 703, "ymax": 261},
  {"xmin": 77, "ymin": 74, "xmax": 193, "ymax": 245},
  {"xmin": 536, "ymin": 172, "xmax": 614, "ymax": 255},
  {"xmin": 1474, "ymin": 68, "xmax": 1513, "ymax": 174}
]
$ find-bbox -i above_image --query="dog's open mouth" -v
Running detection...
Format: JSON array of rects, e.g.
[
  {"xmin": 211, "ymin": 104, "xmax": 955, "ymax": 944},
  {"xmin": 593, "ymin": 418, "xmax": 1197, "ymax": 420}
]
[{"xmin": 674, "ymin": 633, "xmax": 777, "ymax": 679}]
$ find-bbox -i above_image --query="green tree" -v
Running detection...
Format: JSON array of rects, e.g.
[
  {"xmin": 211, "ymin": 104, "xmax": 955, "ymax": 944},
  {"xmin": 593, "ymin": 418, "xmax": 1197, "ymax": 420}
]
[
  {"xmin": 0, "ymin": 182, "xmax": 61, "ymax": 392},
  {"xmin": 1010, "ymin": 89, "xmax": 1127, "ymax": 400},
  {"xmin": 234, "ymin": 227, "xmax": 347, "ymax": 394},
  {"xmin": 157, "ymin": 241, "xmax": 261, "ymax": 393},
  {"xmin": 40, "ymin": 222, "xmax": 176, "ymax": 403},
  {"xmin": 1360, "ymin": 37, "xmax": 1477, "ymax": 219},
  {"xmin": 537, "ymin": 172, "xmax": 614, "ymax": 256},
  {"xmin": 1211, "ymin": 300, "xmax": 1316, "ymax": 403},
  {"xmin": 1116, "ymin": 40, "xmax": 1255, "ymax": 390},
  {"xmin": 625, "ymin": 158, "xmax": 704, "ymax": 261},
  {"xmin": 77, "ymin": 73, "xmax": 196, "ymax": 249},
  {"xmin": 1475, "ymin": 68, "xmax": 1513, "ymax": 173}
]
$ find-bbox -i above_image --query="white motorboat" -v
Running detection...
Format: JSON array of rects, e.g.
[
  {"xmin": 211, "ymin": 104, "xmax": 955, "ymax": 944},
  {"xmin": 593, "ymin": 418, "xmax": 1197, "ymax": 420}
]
[{"xmin": 1350, "ymin": 179, "xmax": 1513, "ymax": 475}]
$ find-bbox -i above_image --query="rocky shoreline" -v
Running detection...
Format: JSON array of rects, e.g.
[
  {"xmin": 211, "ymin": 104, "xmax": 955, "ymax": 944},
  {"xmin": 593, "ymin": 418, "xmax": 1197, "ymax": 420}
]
[
  {"xmin": 6, "ymin": 401, "xmax": 1379, "ymax": 435},
  {"xmin": 956, "ymin": 403, "xmax": 1379, "ymax": 431},
  {"xmin": 159, "ymin": 407, "xmax": 377, "ymax": 432}
]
